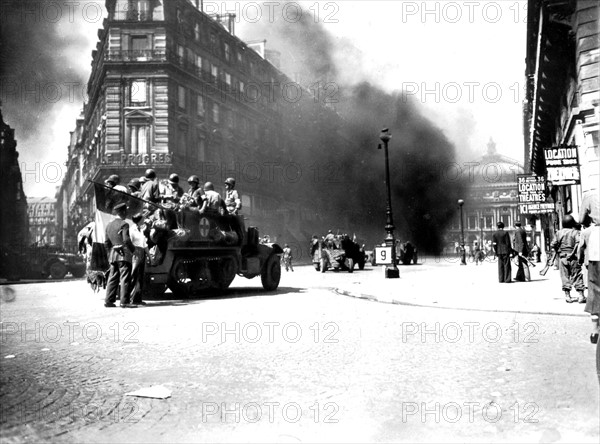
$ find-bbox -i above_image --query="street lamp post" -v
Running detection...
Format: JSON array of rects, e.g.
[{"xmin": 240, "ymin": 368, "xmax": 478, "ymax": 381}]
[
  {"xmin": 458, "ymin": 199, "xmax": 467, "ymax": 265},
  {"xmin": 480, "ymin": 217, "xmax": 484, "ymax": 246},
  {"xmin": 379, "ymin": 128, "xmax": 399, "ymax": 278}
]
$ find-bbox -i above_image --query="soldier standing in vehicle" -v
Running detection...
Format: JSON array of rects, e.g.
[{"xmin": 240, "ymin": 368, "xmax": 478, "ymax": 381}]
[
  {"xmin": 282, "ymin": 244, "xmax": 294, "ymax": 272},
  {"xmin": 224, "ymin": 177, "xmax": 242, "ymax": 215},
  {"xmin": 181, "ymin": 175, "xmax": 203, "ymax": 208},
  {"xmin": 104, "ymin": 203, "xmax": 136, "ymax": 308},
  {"xmin": 105, "ymin": 174, "xmax": 128, "ymax": 193},
  {"xmin": 163, "ymin": 173, "xmax": 184, "ymax": 204},
  {"xmin": 198, "ymin": 182, "xmax": 227, "ymax": 214},
  {"xmin": 140, "ymin": 169, "xmax": 160, "ymax": 203}
]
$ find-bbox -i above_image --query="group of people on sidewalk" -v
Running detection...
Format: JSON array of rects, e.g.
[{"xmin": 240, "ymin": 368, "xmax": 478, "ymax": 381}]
[{"xmin": 491, "ymin": 192, "xmax": 599, "ymax": 312}]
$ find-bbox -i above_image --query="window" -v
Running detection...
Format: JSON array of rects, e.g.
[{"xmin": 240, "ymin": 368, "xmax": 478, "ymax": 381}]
[
  {"xmin": 210, "ymin": 64, "xmax": 218, "ymax": 81},
  {"xmin": 196, "ymin": 94, "xmax": 205, "ymax": 117},
  {"xmin": 194, "ymin": 23, "xmax": 201, "ymax": 40},
  {"xmin": 224, "ymin": 42, "xmax": 231, "ymax": 61},
  {"xmin": 176, "ymin": 8, "xmax": 183, "ymax": 24},
  {"xmin": 237, "ymin": 51, "xmax": 243, "ymax": 64},
  {"xmin": 212, "ymin": 103, "xmax": 219, "ymax": 123},
  {"xmin": 196, "ymin": 55, "xmax": 203, "ymax": 69},
  {"xmin": 501, "ymin": 214, "xmax": 510, "ymax": 227},
  {"xmin": 484, "ymin": 215, "xmax": 493, "ymax": 229},
  {"xmin": 210, "ymin": 33, "xmax": 217, "ymax": 50},
  {"xmin": 177, "ymin": 129, "xmax": 187, "ymax": 155},
  {"xmin": 239, "ymin": 80, "xmax": 245, "ymax": 93},
  {"xmin": 177, "ymin": 44, "xmax": 184, "ymax": 62},
  {"xmin": 178, "ymin": 85, "xmax": 186, "ymax": 109},
  {"xmin": 129, "ymin": 124, "xmax": 148, "ymax": 154},
  {"xmin": 224, "ymin": 72, "xmax": 231, "ymax": 87},
  {"xmin": 130, "ymin": 80, "xmax": 147, "ymax": 105}
]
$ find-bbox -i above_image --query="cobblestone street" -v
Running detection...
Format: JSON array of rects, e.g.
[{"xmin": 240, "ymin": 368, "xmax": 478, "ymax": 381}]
[{"xmin": 1, "ymin": 261, "xmax": 599, "ymax": 443}]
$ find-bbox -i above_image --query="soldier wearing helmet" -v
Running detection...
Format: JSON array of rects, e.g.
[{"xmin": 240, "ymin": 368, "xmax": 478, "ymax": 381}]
[
  {"xmin": 162, "ymin": 173, "xmax": 184, "ymax": 204},
  {"xmin": 224, "ymin": 177, "xmax": 242, "ymax": 215},
  {"xmin": 199, "ymin": 181, "xmax": 227, "ymax": 215},
  {"xmin": 105, "ymin": 174, "xmax": 128, "ymax": 193},
  {"xmin": 552, "ymin": 214, "xmax": 585, "ymax": 303},
  {"xmin": 140, "ymin": 169, "xmax": 160, "ymax": 203},
  {"xmin": 182, "ymin": 175, "xmax": 203, "ymax": 208},
  {"xmin": 127, "ymin": 178, "xmax": 141, "ymax": 197}
]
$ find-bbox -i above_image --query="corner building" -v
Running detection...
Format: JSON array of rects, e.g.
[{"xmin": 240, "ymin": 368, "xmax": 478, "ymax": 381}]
[
  {"xmin": 524, "ymin": 0, "xmax": 599, "ymax": 237},
  {"xmin": 63, "ymin": 0, "xmax": 348, "ymax": 249}
]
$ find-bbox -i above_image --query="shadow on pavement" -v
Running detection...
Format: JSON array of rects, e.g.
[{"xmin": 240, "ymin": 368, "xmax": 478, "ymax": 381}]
[{"xmin": 141, "ymin": 286, "xmax": 304, "ymax": 306}]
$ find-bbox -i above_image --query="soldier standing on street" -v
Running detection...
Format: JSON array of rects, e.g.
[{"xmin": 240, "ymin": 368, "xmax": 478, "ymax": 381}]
[
  {"xmin": 513, "ymin": 221, "xmax": 531, "ymax": 282},
  {"xmin": 492, "ymin": 221, "xmax": 513, "ymax": 283},
  {"xmin": 224, "ymin": 177, "xmax": 242, "ymax": 215},
  {"xmin": 282, "ymin": 244, "xmax": 294, "ymax": 272},
  {"xmin": 104, "ymin": 203, "xmax": 136, "ymax": 308},
  {"xmin": 552, "ymin": 215, "xmax": 585, "ymax": 303},
  {"xmin": 129, "ymin": 213, "xmax": 148, "ymax": 306}
]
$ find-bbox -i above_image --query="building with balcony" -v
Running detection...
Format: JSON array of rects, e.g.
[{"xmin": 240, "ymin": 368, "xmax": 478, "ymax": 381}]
[
  {"xmin": 27, "ymin": 197, "xmax": 57, "ymax": 246},
  {"xmin": 524, "ymin": 0, "xmax": 599, "ymax": 241},
  {"xmin": 57, "ymin": 0, "xmax": 351, "ymax": 249}
]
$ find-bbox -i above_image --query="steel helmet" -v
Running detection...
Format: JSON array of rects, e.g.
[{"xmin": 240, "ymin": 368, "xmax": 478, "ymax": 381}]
[
  {"xmin": 187, "ymin": 175, "xmax": 200, "ymax": 184},
  {"xmin": 204, "ymin": 181, "xmax": 214, "ymax": 191},
  {"xmin": 128, "ymin": 178, "xmax": 141, "ymax": 191},
  {"xmin": 562, "ymin": 214, "xmax": 575, "ymax": 228},
  {"xmin": 169, "ymin": 173, "xmax": 180, "ymax": 184},
  {"xmin": 145, "ymin": 169, "xmax": 156, "ymax": 179},
  {"xmin": 225, "ymin": 177, "xmax": 236, "ymax": 187},
  {"xmin": 105, "ymin": 174, "xmax": 120, "ymax": 185}
]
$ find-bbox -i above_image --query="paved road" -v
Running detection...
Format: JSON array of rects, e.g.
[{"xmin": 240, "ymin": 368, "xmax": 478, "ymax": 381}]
[{"xmin": 1, "ymin": 263, "xmax": 598, "ymax": 443}]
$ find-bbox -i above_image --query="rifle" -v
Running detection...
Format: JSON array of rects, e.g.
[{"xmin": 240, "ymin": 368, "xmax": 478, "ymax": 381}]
[{"xmin": 539, "ymin": 250, "xmax": 557, "ymax": 276}]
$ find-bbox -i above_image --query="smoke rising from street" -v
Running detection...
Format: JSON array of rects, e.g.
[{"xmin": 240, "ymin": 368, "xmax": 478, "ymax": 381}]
[{"xmin": 239, "ymin": 3, "xmax": 467, "ymax": 253}]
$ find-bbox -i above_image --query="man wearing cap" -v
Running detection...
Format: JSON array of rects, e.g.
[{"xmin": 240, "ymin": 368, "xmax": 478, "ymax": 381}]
[
  {"xmin": 198, "ymin": 182, "xmax": 227, "ymax": 214},
  {"xmin": 492, "ymin": 221, "xmax": 513, "ymax": 283},
  {"xmin": 104, "ymin": 203, "xmax": 136, "ymax": 308},
  {"xmin": 105, "ymin": 174, "xmax": 128, "ymax": 193},
  {"xmin": 129, "ymin": 213, "xmax": 148, "ymax": 306},
  {"xmin": 140, "ymin": 169, "xmax": 160, "ymax": 203},
  {"xmin": 513, "ymin": 221, "xmax": 530, "ymax": 282},
  {"xmin": 224, "ymin": 178, "xmax": 242, "ymax": 215}
]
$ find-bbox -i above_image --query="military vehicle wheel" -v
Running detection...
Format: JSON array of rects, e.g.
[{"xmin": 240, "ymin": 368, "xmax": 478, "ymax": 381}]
[
  {"xmin": 71, "ymin": 265, "xmax": 86, "ymax": 278},
  {"xmin": 347, "ymin": 258, "xmax": 354, "ymax": 273},
  {"xmin": 358, "ymin": 260, "xmax": 365, "ymax": 270},
  {"xmin": 261, "ymin": 255, "xmax": 281, "ymax": 291},
  {"xmin": 314, "ymin": 263, "xmax": 320, "ymax": 271},
  {"xmin": 168, "ymin": 279, "xmax": 193, "ymax": 298},
  {"xmin": 320, "ymin": 258, "xmax": 327, "ymax": 273},
  {"xmin": 49, "ymin": 261, "xmax": 67, "ymax": 279},
  {"xmin": 144, "ymin": 283, "xmax": 167, "ymax": 298},
  {"xmin": 215, "ymin": 258, "xmax": 236, "ymax": 290}
]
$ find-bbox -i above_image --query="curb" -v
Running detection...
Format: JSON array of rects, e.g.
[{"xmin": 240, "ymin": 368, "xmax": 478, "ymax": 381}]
[{"xmin": 333, "ymin": 288, "xmax": 590, "ymax": 318}]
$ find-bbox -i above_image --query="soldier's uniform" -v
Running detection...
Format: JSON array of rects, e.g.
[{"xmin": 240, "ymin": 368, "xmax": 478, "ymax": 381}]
[
  {"xmin": 225, "ymin": 189, "xmax": 241, "ymax": 214},
  {"xmin": 552, "ymin": 226, "xmax": 584, "ymax": 301},
  {"xmin": 104, "ymin": 204, "xmax": 135, "ymax": 307}
]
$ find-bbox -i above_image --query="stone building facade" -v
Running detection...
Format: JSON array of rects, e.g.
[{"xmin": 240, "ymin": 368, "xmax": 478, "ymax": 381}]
[{"xmin": 27, "ymin": 197, "xmax": 57, "ymax": 246}]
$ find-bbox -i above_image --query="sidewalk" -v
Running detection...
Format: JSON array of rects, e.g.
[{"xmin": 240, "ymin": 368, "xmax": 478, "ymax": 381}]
[{"xmin": 333, "ymin": 259, "xmax": 591, "ymax": 317}]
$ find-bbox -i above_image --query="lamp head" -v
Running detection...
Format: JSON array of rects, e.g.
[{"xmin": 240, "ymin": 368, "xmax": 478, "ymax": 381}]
[
  {"xmin": 379, "ymin": 128, "xmax": 391, "ymax": 143},
  {"xmin": 458, "ymin": 199, "xmax": 464, "ymax": 206}
]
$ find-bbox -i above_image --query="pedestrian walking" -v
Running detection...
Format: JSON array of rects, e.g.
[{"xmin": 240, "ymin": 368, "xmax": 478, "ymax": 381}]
[
  {"xmin": 129, "ymin": 213, "xmax": 148, "ymax": 306},
  {"xmin": 282, "ymin": 244, "xmax": 294, "ymax": 272},
  {"xmin": 513, "ymin": 221, "xmax": 531, "ymax": 282},
  {"xmin": 492, "ymin": 221, "xmax": 513, "ymax": 283},
  {"xmin": 104, "ymin": 203, "xmax": 136, "ymax": 308},
  {"xmin": 552, "ymin": 215, "xmax": 584, "ymax": 303}
]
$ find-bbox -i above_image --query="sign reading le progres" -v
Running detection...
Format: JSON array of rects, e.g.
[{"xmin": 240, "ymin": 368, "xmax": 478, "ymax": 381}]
[{"xmin": 544, "ymin": 146, "xmax": 580, "ymax": 185}]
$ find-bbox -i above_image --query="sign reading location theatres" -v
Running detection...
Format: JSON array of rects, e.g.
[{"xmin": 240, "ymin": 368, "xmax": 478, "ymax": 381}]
[
  {"xmin": 517, "ymin": 174, "xmax": 554, "ymax": 215},
  {"xmin": 544, "ymin": 145, "xmax": 580, "ymax": 185}
]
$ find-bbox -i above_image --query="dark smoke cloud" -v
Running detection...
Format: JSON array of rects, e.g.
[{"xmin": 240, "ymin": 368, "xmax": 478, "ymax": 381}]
[
  {"xmin": 0, "ymin": 0, "xmax": 94, "ymax": 194},
  {"xmin": 239, "ymin": 2, "xmax": 467, "ymax": 253}
]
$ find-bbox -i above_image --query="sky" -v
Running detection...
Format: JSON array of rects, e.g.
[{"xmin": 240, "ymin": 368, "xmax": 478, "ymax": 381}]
[{"xmin": 0, "ymin": 0, "xmax": 527, "ymax": 197}]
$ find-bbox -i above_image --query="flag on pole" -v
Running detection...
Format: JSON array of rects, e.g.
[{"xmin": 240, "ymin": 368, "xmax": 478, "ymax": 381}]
[{"xmin": 89, "ymin": 181, "xmax": 155, "ymax": 271}]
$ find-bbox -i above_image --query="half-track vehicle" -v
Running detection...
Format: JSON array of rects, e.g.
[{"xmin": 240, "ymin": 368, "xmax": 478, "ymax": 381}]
[{"xmin": 143, "ymin": 209, "xmax": 282, "ymax": 297}]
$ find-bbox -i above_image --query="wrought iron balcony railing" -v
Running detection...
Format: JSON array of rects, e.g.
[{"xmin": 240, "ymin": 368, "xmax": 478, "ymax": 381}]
[{"xmin": 106, "ymin": 50, "xmax": 167, "ymax": 62}]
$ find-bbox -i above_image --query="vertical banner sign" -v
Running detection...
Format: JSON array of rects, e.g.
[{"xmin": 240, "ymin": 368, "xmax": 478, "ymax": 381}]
[
  {"xmin": 517, "ymin": 175, "xmax": 554, "ymax": 214},
  {"xmin": 544, "ymin": 145, "xmax": 581, "ymax": 185}
]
